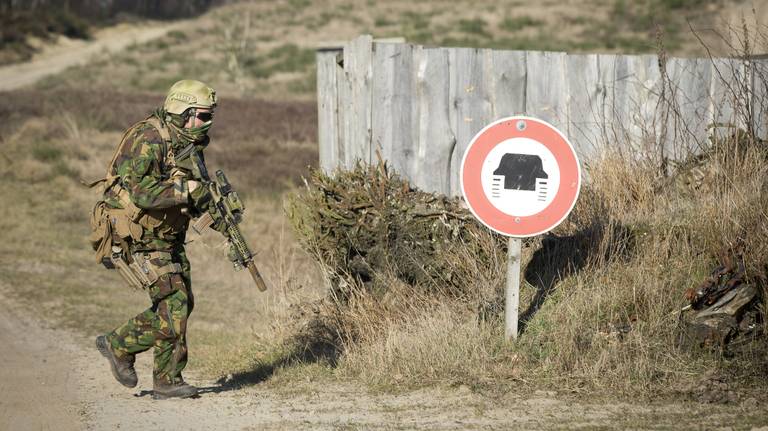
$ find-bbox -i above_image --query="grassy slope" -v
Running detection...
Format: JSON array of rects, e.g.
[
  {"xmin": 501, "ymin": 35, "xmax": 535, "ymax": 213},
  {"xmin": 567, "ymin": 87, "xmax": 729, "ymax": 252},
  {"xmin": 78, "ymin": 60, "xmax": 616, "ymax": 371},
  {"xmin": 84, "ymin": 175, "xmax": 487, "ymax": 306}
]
[{"xmin": 33, "ymin": 0, "xmax": 745, "ymax": 101}]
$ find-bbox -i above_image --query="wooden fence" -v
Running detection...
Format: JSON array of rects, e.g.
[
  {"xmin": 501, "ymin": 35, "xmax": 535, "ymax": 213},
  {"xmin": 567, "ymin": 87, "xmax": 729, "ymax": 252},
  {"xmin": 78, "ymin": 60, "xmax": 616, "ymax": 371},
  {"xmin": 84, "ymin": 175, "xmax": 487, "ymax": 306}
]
[{"xmin": 316, "ymin": 35, "xmax": 768, "ymax": 196}]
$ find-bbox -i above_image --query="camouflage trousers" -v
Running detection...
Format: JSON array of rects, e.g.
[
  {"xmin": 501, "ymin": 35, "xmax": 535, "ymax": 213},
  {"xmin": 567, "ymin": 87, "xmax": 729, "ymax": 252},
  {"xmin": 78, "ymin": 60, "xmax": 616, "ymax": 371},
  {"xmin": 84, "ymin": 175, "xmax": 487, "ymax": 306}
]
[{"xmin": 106, "ymin": 249, "xmax": 194, "ymax": 384}]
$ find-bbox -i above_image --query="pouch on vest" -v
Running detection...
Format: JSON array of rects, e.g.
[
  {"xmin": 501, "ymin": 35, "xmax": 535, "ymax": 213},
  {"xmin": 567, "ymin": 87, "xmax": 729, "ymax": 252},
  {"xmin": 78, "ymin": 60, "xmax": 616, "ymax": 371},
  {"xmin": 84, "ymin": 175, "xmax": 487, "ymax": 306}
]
[
  {"xmin": 88, "ymin": 200, "xmax": 114, "ymax": 266},
  {"xmin": 117, "ymin": 251, "xmax": 183, "ymax": 289},
  {"xmin": 113, "ymin": 187, "xmax": 144, "ymax": 241},
  {"xmin": 106, "ymin": 247, "xmax": 182, "ymax": 290},
  {"xmin": 110, "ymin": 246, "xmax": 145, "ymax": 290},
  {"xmin": 87, "ymin": 184, "xmax": 143, "ymax": 268}
]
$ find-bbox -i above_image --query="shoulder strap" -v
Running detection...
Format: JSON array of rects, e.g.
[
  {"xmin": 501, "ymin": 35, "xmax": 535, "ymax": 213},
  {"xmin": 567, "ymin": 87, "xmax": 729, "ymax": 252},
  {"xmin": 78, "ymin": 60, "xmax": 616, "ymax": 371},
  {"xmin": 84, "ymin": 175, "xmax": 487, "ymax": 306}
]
[
  {"xmin": 83, "ymin": 121, "xmax": 142, "ymax": 190},
  {"xmin": 145, "ymin": 116, "xmax": 171, "ymax": 143},
  {"xmin": 145, "ymin": 116, "xmax": 173, "ymax": 169},
  {"xmin": 91, "ymin": 116, "xmax": 171, "ymax": 191},
  {"xmin": 82, "ymin": 176, "xmax": 119, "ymax": 190},
  {"xmin": 106, "ymin": 119, "xmax": 147, "ymax": 178}
]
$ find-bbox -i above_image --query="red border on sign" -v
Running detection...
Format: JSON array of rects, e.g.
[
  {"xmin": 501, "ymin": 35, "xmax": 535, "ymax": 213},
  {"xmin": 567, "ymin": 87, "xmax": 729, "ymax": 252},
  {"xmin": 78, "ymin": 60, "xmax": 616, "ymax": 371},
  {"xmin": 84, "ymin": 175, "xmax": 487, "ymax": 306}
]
[{"xmin": 460, "ymin": 116, "xmax": 581, "ymax": 237}]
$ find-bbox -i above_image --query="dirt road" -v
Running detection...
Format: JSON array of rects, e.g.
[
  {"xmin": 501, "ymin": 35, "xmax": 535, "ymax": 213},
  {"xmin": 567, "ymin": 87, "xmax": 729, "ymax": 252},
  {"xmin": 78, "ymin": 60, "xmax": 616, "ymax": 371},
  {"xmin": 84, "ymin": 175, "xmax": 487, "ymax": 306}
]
[
  {"xmin": 2, "ymin": 282, "xmax": 766, "ymax": 430},
  {"xmin": 0, "ymin": 289, "xmax": 588, "ymax": 430},
  {"xmin": 0, "ymin": 290, "xmax": 81, "ymax": 431},
  {"xmin": 0, "ymin": 21, "xmax": 186, "ymax": 91}
]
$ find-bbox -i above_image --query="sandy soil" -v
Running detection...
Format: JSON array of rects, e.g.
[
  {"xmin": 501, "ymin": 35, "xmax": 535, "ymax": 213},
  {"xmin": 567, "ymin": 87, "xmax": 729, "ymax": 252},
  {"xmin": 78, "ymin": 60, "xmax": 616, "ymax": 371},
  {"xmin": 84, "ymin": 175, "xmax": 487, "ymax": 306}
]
[
  {"xmin": 2, "ymin": 283, "xmax": 766, "ymax": 430},
  {"xmin": 0, "ymin": 287, "xmax": 579, "ymax": 431},
  {"xmin": 0, "ymin": 21, "xmax": 187, "ymax": 91},
  {"xmin": 0, "ymin": 290, "xmax": 82, "ymax": 430}
]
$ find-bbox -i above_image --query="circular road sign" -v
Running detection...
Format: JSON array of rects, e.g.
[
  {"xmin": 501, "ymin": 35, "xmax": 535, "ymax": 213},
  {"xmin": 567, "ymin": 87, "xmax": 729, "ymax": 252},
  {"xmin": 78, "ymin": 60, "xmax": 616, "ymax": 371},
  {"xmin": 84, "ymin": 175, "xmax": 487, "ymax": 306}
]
[{"xmin": 460, "ymin": 116, "xmax": 581, "ymax": 237}]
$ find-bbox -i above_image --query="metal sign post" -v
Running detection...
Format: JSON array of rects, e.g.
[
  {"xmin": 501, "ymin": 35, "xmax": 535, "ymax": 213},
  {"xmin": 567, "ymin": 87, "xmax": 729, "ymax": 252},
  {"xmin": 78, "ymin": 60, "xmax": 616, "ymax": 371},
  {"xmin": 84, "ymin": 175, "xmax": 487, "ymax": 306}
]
[{"xmin": 505, "ymin": 237, "xmax": 522, "ymax": 340}]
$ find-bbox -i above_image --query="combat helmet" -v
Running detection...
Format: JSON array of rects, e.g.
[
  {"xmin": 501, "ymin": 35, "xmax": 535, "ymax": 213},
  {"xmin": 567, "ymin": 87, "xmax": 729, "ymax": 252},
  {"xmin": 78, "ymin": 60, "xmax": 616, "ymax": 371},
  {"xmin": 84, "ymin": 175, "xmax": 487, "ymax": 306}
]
[{"xmin": 163, "ymin": 79, "xmax": 217, "ymax": 115}]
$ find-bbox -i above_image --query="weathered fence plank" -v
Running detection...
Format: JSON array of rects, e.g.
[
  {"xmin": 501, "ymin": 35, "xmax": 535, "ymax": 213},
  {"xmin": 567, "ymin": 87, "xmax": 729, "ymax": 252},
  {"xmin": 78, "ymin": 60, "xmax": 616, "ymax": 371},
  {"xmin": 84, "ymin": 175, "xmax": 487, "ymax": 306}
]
[
  {"xmin": 449, "ymin": 47, "xmax": 494, "ymax": 196},
  {"xmin": 709, "ymin": 58, "xmax": 750, "ymax": 141},
  {"xmin": 318, "ymin": 35, "xmax": 768, "ymax": 196},
  {"xmin": 342, "ymin": 35, "xmax": 374, "ymax": 167},
  {"xmin": 526, "ymin": 51, "xmax": 568, "ymax": 132},
  {"xmin": 752, "ymin": 59, "xmax": 768, "ymax": 140},
  {"xmin": 596, "ymin": 54, "xmax": 616, "ymax": 150},
  {"xmin": 631, "ymin": 55, "xmax": 664, "ymax": 158},
  {"xmin": 316, "ymin": 50, "xmax": 341, "ymax": 171},
  {"xmin": 565, "ymin": 54, "xmax": 601, "ymax": 160},
  {"xmin": 602, "ymin": 54, "xmax": 663, "ymax": 158},
  {"xmin": 488, "ymin": 50, "xmax": 526, "ymax": 119},
  {"xmin": 371, "ymin": 42, "xmax": 414, "ymax": 178},
  {"xmin": 412, "ymin": 46, "xmax": 455, "ymax": 195},
  {"xmin": 664, "ymin": 57, "xmax": 712, "ymax": 158}
]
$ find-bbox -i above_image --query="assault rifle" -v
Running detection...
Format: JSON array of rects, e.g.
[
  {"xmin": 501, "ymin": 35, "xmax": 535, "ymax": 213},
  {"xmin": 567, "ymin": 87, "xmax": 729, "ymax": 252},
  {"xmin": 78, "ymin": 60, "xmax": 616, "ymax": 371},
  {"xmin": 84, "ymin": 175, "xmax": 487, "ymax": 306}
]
[{"xmin": 188, "ymin": 151, "xmax": 268, "ymax": 291}]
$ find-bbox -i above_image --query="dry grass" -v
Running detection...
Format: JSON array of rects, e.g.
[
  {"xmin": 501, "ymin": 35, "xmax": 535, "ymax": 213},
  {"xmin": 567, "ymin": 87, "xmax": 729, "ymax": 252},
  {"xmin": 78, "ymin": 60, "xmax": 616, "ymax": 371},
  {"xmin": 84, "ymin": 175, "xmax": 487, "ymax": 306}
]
[
  {"xmin": 282, "ymin": 132, "xmax": 768, "ymax": 398},
  {"xmin": 0, "ymin": 89, "xmax": 317, "ymax": 191},
  {"xmin": 334, "ymin": 280, "xmax": 514, "ymax": 389},
  {"xmin": 4, "ymin": 1, "xmax": 768, "ymax": 401},
  {"xmin": 278, "ymin": 30, "xmax": 768, "ymax": 393}
]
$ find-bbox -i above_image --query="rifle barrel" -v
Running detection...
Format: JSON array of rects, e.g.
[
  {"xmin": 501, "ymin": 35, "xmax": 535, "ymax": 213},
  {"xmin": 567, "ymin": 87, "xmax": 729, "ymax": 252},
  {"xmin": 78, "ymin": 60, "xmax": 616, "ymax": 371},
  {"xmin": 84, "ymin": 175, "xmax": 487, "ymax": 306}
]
[{"xmin": 247, "ymin": 261, "xmax": 268, "ymax": 291}]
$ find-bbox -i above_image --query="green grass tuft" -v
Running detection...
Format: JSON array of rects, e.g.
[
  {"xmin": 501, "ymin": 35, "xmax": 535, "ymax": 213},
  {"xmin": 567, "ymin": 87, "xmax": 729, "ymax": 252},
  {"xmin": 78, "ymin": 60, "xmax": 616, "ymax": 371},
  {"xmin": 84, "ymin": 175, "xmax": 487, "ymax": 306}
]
[{"xmin": 500, "ymin": 15, "xmax": 543, "ymax": 32}]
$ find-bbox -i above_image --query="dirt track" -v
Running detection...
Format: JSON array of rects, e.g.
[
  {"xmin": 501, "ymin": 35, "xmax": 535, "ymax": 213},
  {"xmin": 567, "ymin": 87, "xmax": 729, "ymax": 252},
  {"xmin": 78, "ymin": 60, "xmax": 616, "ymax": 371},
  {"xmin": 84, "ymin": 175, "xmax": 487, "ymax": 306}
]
[
  {"xmin": 0, "ymin": 290, "xmax": 641, "ymax": 430},
  {"xmin": 3, "ymin": 281, "xmax": 767, "ymax": 430},
  {"xmin": 0, "ymin": 289, "xmax": 81, "ymax": 430},
  {"xmin": 0, "ymin": 21, "xmax": 185, "ymax": 91},
  {"xmin": 0, "ymin": 289, "xmax": 619, "ymax": 430}
]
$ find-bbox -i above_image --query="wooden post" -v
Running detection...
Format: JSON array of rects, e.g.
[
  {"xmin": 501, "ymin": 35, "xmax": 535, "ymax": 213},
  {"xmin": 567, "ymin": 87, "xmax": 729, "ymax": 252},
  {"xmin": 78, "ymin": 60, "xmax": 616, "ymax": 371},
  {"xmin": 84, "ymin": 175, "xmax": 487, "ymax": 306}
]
[{"xmin": 505, "ymin": 237, "xmax": 522, "ymax": 340}]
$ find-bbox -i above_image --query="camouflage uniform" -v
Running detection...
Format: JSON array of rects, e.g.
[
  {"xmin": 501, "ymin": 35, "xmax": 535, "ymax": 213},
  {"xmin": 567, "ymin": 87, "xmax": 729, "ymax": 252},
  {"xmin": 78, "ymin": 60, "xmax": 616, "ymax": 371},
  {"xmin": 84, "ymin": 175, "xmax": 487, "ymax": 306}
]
[
  {"xmin": 103, "ymin": 116, "xmax": 205, "ymax": 386},
  {"xmin": 94, "ymin": 80, "xmax": 217, "ymax": 398}
]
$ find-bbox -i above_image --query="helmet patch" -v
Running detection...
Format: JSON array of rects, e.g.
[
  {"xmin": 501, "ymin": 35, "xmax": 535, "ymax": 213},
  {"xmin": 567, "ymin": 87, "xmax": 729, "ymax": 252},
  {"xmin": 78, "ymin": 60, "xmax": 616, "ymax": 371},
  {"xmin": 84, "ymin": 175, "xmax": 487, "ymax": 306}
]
[{"xmin": 170, "ymin": 92, "xmax": 197, "ymax": 104}]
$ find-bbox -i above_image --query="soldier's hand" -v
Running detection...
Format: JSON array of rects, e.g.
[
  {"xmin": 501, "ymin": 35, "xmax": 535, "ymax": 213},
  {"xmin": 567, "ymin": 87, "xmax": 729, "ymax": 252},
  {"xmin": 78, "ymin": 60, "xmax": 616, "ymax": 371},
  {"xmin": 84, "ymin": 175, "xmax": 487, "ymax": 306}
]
[
  {"xmin": 188, "ymin": 180, "xmax": 201, "ymax": 193},
  {"xmin": 188, "ymin": 180, "xmax": 213, "ymax": 210},
  {"xmin": 170, "ymin": 167, "xmax": 187, "ymax": 179}
]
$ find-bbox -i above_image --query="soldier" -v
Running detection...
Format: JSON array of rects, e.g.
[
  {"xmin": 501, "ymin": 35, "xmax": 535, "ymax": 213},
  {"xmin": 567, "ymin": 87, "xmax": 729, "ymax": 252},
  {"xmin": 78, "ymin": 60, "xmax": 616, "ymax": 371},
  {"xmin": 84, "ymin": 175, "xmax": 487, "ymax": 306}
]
[{"xmin": 94, "ymin": 79, "xmax": 217, "ymax": 399}]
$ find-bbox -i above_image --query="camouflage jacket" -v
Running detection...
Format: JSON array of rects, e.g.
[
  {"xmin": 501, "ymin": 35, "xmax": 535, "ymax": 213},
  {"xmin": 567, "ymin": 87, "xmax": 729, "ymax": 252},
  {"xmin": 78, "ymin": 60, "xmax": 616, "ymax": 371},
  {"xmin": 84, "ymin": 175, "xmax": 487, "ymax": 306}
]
[{"xmin": 104, "ymin": 117, "xmax": 206, "ymax": 252}]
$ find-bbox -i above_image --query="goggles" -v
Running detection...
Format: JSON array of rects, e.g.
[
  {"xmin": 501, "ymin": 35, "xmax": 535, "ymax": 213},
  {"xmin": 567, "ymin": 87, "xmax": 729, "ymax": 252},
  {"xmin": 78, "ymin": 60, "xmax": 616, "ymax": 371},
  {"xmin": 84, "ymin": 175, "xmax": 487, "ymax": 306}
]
[{"xmin": 195, "ymin": 111, "xmax": 214, "ymax": 122}]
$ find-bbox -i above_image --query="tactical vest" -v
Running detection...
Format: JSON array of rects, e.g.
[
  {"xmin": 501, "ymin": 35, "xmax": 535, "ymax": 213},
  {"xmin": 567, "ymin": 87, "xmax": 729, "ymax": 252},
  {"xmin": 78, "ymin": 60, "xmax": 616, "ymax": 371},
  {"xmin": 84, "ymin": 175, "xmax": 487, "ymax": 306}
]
[{"xmin": 88, "ymin": 116, "xmax": 188, "ymax": 266}]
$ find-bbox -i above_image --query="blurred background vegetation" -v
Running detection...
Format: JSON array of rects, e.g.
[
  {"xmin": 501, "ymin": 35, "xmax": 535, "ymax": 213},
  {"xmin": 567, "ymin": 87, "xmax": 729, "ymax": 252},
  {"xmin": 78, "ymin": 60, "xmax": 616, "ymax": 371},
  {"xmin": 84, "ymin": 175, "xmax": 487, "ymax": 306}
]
[
  {"xmin": 0, "ymin": 0, "xmax": 220, "ymax": 64},
  {"xmin": 3, "ymin": 0, "xmax": 758, "ymax": 99}
]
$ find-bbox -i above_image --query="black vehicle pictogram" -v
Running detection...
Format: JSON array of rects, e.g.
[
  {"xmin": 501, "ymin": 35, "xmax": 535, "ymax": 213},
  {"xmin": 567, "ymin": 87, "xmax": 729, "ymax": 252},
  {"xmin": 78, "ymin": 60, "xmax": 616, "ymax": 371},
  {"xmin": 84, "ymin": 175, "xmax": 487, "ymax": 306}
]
[{"xmin": 492, "ymin": 153, "xmax": 548, "ymax": 191}]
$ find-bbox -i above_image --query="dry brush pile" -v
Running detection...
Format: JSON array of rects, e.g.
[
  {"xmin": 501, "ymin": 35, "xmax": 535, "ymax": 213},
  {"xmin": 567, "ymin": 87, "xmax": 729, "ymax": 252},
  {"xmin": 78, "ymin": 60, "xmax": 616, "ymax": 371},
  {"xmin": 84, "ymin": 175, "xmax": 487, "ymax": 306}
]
[
  {"xmin": 286, "ymin": 159, "xmax": 511, "ymax": 385},
  {"xmin": 286, "ymin": 132, "xmax": 768, "ymax": 396}
]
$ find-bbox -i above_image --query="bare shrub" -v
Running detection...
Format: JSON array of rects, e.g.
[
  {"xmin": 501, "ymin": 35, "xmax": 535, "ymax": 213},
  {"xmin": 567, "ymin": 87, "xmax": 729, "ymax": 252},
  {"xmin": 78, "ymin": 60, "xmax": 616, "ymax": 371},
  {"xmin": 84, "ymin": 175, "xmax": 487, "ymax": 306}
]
[{"xmin": 287, "ymin": 159, "xmax": 506, "ymax": 304}]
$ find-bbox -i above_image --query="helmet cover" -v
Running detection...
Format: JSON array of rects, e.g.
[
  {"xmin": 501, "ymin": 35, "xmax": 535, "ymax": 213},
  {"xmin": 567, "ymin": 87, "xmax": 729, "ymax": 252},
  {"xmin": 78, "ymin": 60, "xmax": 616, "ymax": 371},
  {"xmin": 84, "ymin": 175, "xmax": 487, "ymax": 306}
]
[{"xmin": 163, "ymin": 79, "xmax": 217, "ymax": 115}]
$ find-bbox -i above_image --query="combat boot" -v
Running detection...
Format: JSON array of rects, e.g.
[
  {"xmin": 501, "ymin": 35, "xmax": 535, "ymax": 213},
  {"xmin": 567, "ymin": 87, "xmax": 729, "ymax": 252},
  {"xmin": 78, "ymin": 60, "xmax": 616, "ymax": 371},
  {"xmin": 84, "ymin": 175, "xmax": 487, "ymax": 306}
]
[
  {"xmin": 95, "ymin": 335, "xmax": 138, "ymax": 388},
  {"xmin": 153, "ymin": 378, "xmax": 199, "ymax": 400}
]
